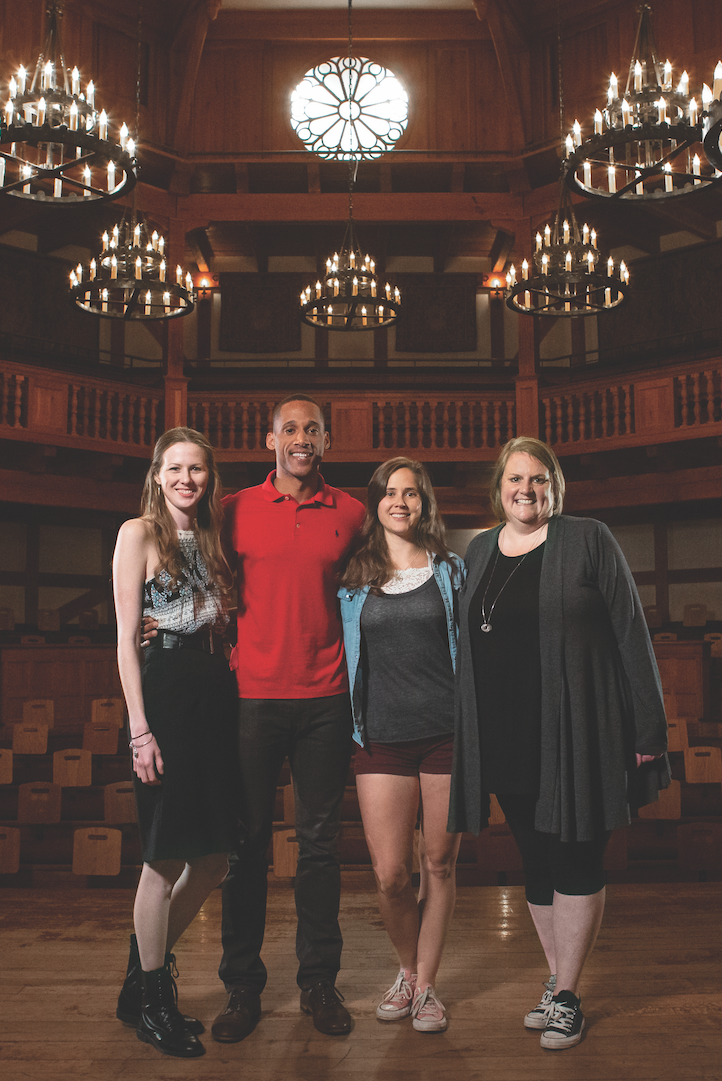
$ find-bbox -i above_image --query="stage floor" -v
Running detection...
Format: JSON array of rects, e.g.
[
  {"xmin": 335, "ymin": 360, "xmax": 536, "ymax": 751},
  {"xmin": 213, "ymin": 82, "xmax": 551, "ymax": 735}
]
[{"xmin": 2, "ymin": 882, "xmax": 721, "ymax": 1080}]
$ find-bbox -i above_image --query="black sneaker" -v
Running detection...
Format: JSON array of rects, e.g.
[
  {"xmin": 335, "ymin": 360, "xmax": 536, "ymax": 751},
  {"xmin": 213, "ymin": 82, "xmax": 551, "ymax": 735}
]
[
  {"xmin": 523, "ymin": 974, "xmax": 556, "ymax": 1030},
  {"xmin": 539, "ymin": 990, "xmax": 585, "ymax": 1049}
]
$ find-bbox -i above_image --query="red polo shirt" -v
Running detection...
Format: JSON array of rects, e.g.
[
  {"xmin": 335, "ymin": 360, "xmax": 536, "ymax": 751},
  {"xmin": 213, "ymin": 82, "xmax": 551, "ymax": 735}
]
[{"xmin": 223, "ymin": 472, "xmax": 364, "ymax": 699}]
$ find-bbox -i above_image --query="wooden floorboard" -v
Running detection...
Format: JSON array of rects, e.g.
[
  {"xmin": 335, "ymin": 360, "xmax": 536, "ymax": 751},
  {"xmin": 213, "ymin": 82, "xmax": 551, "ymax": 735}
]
[{"xmin": 2, "ymin": 882, "xmax": 721, "ymax": 1080}]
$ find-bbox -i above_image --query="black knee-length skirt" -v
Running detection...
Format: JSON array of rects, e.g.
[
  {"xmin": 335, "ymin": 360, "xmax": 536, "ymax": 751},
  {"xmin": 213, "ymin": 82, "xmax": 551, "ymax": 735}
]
[{"xmin": 133, "ymin": 644, "xmax": 239, "ymax": 863}]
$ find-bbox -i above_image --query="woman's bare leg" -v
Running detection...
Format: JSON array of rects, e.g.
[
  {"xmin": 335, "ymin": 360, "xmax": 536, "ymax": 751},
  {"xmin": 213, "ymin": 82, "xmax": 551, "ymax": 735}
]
[
  {"xmin": 356, "ymin": 773, "xmax": 420, "ymax": 973},
  {"xmin": 415, "ymin": 772, "xmax": 461, "ymax": 990}
]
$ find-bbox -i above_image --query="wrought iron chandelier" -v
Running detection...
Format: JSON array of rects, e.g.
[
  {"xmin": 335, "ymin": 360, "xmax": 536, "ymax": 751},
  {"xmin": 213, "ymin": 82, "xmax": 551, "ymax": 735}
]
[
  {"xmin": 69, "ymin": 0, "xmax": 194, "ymax": 321},
  {"xmin": 505, "ymin": 172, "xmax": 629, "ymax": 317},
  {"xmin": 0, "ymin": 2, "xmax": 135, "ymax": 205},
  {"xmin": 566, "ymin": 4, "xmax": 721, "ymax": 201},
  {"xmin": 69, "ymin": 213, "xmax": 194, "ymax": 320},
  {"xmin": 290, "ymin": 0, "xmax": 408, "ymax": 160},
  {"xmin": 300, "ymin": 164, "xmax": 400, "ymax": 331}
]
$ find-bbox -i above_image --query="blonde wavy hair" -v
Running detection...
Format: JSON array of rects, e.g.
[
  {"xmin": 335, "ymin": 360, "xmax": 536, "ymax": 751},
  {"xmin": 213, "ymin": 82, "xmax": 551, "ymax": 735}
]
[
  {"xmin": 141, "ymin": 427, "xmax": 232, "ymax": 594},
  {"xmin": 489, "ymin": 437, "xmax": 565, "ymax": 520}
]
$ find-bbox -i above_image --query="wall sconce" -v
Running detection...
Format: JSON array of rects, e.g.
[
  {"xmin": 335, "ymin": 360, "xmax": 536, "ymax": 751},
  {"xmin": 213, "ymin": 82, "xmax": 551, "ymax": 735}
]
[
  {"xmin": 196, "ymin": 276, "xmax": 216, "ymax": 300},
  {"xmin": 484, "ymin": 275, "xmax": 504, "ymax": 299}
]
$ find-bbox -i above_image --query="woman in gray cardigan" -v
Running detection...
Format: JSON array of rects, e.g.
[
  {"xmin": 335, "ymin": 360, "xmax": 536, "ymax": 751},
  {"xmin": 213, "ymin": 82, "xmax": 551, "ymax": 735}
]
[{"xmin": 448, "ymin": 437, "xmax": 668, "ymax": 1050}]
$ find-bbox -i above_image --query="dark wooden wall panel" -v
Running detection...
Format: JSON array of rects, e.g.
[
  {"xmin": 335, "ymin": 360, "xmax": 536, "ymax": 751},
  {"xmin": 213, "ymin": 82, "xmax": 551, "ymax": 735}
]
[
  {"xmin": 191, "ymin": 43, "xmax": 266, "ymax": 153},
  {"xmin": 434, "ymin": 49, "xmax": 472, "ymax": 152},
  {"xmin": 474, "ymin": 41, "xmax": 511, "ymax": 153}
]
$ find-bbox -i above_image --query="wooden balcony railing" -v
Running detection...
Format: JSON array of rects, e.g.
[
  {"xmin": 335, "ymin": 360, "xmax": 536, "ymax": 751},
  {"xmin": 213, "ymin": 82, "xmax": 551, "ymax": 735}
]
[
  {"xmin": 0, "ymin": 360, "xmax": 162, "ymax": 456},
  {"xmin": 541, "ymin": 361, "xmax": 722, "ymax": 453},
  {"xmin": 2, "ymin": 356, "xmax": 721, "ymax": 463},
  {"xmin": 186, "ymin": 393, "xmax": 517, "ymax": 461}
]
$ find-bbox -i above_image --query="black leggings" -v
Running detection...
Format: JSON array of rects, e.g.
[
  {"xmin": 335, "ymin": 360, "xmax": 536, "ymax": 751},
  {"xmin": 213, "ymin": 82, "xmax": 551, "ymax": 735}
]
[{"xmin": 496, "ymin": 793, "xmax": 609, "ymax": 906}]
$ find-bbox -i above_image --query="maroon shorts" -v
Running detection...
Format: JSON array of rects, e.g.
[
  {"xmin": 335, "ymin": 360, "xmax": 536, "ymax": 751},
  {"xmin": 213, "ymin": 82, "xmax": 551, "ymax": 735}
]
[{"xmin": 352, "ymin": 734, "xmax": 454, "ymax": 777}]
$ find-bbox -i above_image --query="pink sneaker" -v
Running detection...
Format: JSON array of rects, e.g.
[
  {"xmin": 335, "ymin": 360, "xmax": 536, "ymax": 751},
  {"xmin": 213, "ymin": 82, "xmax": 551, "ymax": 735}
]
[
  {"xmin": 376, "ymin": 971, "xmax": 416, "ymax": 1020},
  {"xmin": 411, "ymin": 985, "xmax": 447, "ymax": 1032}
]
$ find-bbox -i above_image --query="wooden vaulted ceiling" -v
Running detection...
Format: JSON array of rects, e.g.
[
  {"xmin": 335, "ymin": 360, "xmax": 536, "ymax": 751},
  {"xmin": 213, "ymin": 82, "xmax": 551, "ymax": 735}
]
[{"xmin": 1, "ymin": 0, "xmax": 722, "ymax": 279}]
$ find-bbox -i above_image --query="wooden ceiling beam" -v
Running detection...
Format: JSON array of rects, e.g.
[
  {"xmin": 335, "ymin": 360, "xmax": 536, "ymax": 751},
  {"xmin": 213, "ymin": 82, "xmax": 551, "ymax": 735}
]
[
  {"xmin": 488, "ymin": 228, "xmax": 515, "ymax": 272},
  {"xmin": 169, "ymin": 0, "xmax": 222, "ymax": 152},
  {"xmin": 178, "ymin": 192, "xmax": 525, "ymax": 223},
  {"xmin": 640, "ymin": 201, "xmax": 719, "ymax": 242},
  {"xmin": 483, "ymin": 0, "xmax": 529, "ymax": 150},
  {"xmin": 186, "ymin": 225, "xmax": 214, "ymax": 273}
]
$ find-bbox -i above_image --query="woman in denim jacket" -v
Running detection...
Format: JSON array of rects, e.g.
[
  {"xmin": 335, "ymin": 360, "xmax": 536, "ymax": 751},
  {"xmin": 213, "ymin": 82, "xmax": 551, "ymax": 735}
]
[{"xmin": 338, "ymin": 457, "xmax": 465, "ymax": 1033}]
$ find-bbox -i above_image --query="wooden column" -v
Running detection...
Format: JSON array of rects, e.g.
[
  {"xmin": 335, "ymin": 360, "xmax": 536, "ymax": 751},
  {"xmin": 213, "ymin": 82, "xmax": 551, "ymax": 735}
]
[
  {"xmin": 196, "ymin": 295, "xmax": 212, "ymax": 368},
  {"xmin": 163, "ymin": 218, "xmax": 189, "ymax": 432},
  {"xmin": 489, "ymin": 292, "xmax": 506, "ymax": 368},
  {"xmin": 514, "ymin": 307, "xmax": 539, "ymax": 437}
]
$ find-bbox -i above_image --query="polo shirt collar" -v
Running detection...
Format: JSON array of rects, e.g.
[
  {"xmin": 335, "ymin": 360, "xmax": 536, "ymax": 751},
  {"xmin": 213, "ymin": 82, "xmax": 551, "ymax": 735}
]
[{"xmin": 261, "ymin": 470, "xmax": 335, "ymax": 506}]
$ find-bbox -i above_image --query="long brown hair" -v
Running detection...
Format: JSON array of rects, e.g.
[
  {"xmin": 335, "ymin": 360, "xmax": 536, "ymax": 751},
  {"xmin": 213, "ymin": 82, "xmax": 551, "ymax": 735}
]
[
  {"xmin": 141, "ymin": 427, "xmax": 232, "ymax": 593},
  {"xmin": 341, "ymin": 457, "xmax": 451, "ymax": 591}
]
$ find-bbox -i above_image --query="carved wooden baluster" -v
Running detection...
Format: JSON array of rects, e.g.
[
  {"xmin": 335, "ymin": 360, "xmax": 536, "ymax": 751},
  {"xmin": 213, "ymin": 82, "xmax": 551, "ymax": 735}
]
[
  {"xmin": 541, "ymin": 398, "xmax": 551, "ymax": 444},
  {"xmin": 626, "ymin": 383, "xmax": 635, "ymax": 434},
  {"xmin": 600, "ymin": 388, "xmax": 608, "ymax": 438},
  {"xmin": 94, "ymin": 389, "xmax": 101, "ymax": 439},
  {"xmin": 249, "ymin": 402, "xmax": 258, "ymax": 449},
  {"xmin": 151, "ymin": 398, "xmax": 160, "ymax": 445},
  {"xmin": 135, "ymin": 394, "xmax": 145, "ymax": 445},
  {"xmin": 609, "ymin": 386, "xmax": 620, "ymax": 436},
  {"xmin": 702, "ymin": 370, "xmax": 713, "ymax": 424},
  {"xmin": 492, "ymin": 400, "xmax": 500, "ymax": 446},
  {"xmin": 14, "ymin": 375, "xmax": 26, "ymax": 428},
  {"xmin": 239, "ymin": 401, "xmax": 247, "ymax": 450},
  {"xmin": 267, "ymin": 401, "xmax": 275, "ymax": 446},
  {"xmin": 710, "ymin": 369, "xmax": 721, "ymax": 422},
  {"xmin": 690, "ymin": 373, "xmax": 701, "ymax": 425},
  {"xmin": 468, "ymin": 401, "xmax": 476, "ymax": 447},
  {"xmin": 435, "ymin": 400, "xmax": 445, "ymax": 449},
  {"xmin": 397, "ymin": 401, "xmax": 406, "ymax": 448},
  {"xmin": 455, "ymin": 401, "xmax": 464, "ymax": 448},
  {"xmin": 679, "ymin": 377, "xmax": 690, "ymax": 426},
  {"xmin": 69, "ymin": 385, "xmax": 79, "ymax": 436},
  {"xmin": 104, "ymin": 390, "xmax": 112, "ymax": 442},
  {"xmin": 225, "ymin": 401, "xmax": 234, "ymax": 450},
  {"xmin": 551, "ymin": 397, "xmax": 561, "ymax": 443}
]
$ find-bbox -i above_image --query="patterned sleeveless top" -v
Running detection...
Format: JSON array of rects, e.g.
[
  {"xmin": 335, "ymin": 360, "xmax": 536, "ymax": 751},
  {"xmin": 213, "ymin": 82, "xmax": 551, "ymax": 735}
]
[{"xmin": 143, "ymin": 529, "xmax": 228, "ymax": 635}]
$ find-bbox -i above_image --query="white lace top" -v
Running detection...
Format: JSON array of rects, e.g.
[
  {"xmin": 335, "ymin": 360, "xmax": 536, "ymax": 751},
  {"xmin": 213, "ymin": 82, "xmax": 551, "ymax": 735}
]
[
  {"xmin": 381, "ymin": 552, "xmax": 433, "ymax": 595},
  {"xmin": 143, "ymin": 530, "xmax": 228, "ymax": 634}
]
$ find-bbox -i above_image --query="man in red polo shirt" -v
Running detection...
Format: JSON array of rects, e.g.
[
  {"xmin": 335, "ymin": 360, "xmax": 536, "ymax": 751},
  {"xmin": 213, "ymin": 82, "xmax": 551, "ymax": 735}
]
[{"xmin": 211, "ymin": 395, "xmax": 364, "ymax": 1043}]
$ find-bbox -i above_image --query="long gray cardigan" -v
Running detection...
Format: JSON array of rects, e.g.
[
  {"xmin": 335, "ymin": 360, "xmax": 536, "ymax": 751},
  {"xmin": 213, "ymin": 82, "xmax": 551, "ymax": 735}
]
[{"xmin": 448, "ymin": 515, "xmax": 670, "ymax": 842}]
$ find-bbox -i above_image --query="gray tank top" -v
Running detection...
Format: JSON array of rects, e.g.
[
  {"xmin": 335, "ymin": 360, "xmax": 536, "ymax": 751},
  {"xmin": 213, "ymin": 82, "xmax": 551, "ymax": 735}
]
[{"xmin": 360, "ymin": 576, "xmax": 454, "ymax": 742}]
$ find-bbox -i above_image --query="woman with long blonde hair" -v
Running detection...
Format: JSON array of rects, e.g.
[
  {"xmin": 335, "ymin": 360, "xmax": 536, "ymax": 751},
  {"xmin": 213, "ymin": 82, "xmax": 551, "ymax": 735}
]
[{"xmin": 113, "ymin": 427, "xmax": 236, "ymax": 1059}]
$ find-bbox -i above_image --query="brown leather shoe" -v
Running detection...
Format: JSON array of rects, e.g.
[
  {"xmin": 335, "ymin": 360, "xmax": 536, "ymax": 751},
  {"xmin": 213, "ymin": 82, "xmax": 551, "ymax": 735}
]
[
  {"xmin": 300, "ymin": 981, "xmax": 352, "ymax": 1035},
  {"xmin": 211, "ymin": 988, "xmax": 261, "ymax": 1043}
]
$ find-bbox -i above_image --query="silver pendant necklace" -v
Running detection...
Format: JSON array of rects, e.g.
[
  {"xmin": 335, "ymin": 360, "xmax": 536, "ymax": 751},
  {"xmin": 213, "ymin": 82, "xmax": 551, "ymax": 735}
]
[{"xmin": 479, "ymin": 545, "xmax": 532, "ymax": 633}]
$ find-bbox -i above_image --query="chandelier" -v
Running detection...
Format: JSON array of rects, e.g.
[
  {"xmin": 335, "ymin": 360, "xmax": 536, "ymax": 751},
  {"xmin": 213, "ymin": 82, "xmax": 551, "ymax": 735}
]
[
  {"xmin": 566, "ymin": 4, "xmax": 721, "ymax": 201},
  {"xmin": 505, "ymin": 172, "xmax": 629, "ymax": 317},
  {"xmin": 300, "ymin": 165, "xmax": 400, "ymax": 331},
  {"xmin": 69, "ymin": 212, "xmax": 195, "ymax": 321},
  {"xmin": 0, "ymin": 2, "xmax": 135, "ymax": 205},
  {"xmin": 290, "ymin": 0, "xmax": 408, "ymax": 160}
]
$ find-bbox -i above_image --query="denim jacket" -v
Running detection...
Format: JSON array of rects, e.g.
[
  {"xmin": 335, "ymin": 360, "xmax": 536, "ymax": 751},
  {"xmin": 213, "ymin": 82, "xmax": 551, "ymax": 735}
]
[{"xmin": 337, "ymin": 554, "xmax": 466, "ymax": 747}]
